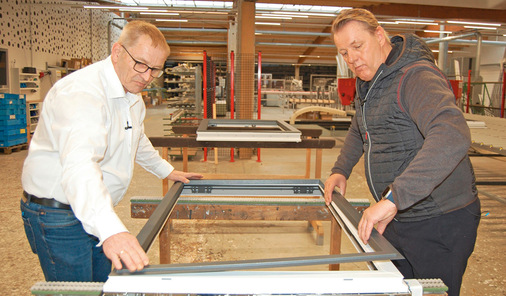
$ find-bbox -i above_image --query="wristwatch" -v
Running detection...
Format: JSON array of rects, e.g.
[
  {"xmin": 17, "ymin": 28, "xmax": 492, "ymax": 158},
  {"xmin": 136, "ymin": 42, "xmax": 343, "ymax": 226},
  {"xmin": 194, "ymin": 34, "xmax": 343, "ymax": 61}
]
[{"xmin": 382, "ymin": 185, "xmax": 394, "ymax": 203}]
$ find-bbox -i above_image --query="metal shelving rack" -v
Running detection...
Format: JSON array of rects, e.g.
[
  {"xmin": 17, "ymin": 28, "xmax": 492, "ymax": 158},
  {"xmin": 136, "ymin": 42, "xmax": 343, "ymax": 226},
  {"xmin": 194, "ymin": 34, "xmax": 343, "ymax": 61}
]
[{"xmin": 164, "ymin": 65, "xmax": 202, "ymax": 115}]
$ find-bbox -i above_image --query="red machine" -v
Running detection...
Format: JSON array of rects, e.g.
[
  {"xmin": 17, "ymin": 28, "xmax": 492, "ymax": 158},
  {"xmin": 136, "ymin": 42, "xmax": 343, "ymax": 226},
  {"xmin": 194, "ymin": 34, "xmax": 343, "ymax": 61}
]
[{"xmin": 338, "ymin": 78, "xmax": 356, "ymax": 106}]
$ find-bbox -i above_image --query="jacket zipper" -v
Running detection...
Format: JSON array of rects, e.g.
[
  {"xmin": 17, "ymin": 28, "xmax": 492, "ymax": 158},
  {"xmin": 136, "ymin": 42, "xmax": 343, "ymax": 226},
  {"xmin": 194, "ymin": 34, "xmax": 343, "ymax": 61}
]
[{"xmin": 362, "ymin": 70, "xmax": 383, "ymax": 201}]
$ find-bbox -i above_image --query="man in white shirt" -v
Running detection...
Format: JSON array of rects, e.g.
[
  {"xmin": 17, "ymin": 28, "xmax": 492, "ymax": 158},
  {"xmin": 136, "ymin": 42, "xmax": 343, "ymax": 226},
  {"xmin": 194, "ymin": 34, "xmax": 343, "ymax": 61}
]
[{"xmin": 20, "ymin": 20, "xmax": 203, "ymax": 282}]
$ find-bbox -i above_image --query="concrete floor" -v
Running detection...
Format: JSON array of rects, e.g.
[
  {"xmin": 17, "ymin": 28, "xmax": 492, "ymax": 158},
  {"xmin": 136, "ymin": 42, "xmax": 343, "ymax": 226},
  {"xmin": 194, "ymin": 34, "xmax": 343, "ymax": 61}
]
[{"xmin": 1, "ymin": 105, "xmax": 505, "ymax": 295}]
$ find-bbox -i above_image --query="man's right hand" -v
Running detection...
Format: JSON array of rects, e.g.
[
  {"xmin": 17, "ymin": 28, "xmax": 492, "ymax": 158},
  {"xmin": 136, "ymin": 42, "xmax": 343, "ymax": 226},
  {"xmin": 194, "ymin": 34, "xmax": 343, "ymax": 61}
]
[
  {"xmin": 324, "ymin": 174, "xmax": 347, "ymax": 205},
  {"xmin": 102, "ymin": 232, "xmax": 149, "ymax": 272}
]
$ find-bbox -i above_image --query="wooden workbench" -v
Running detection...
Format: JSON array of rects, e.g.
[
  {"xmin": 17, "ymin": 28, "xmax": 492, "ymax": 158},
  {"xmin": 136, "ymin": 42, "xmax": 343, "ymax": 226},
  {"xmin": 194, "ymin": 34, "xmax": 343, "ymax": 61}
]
[
  {"xmin": 142, "ymin": 130, "xmax": 340, "ymax": 269},
  {"xmin": 131, "ymin": 195, "xmax": 342, "ymax": 270},
  {"xmin": 150, "ymin": 128, "xmax": 336, "ymax": 193}
]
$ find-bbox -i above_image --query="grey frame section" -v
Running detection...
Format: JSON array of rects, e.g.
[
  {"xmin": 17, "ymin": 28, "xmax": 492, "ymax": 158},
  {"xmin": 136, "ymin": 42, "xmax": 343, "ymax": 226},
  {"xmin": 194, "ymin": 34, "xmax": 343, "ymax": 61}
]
[
  {"xmin": 135, "ymin": 182, "xmax": 184, "ymax": 252},
  {"xmin": 196, "ymin": 119, "xmax": 302, "ymax": 142},
  {"xmin": 114, "ymin": 179, "xmax": 403, "ymax": 276}
]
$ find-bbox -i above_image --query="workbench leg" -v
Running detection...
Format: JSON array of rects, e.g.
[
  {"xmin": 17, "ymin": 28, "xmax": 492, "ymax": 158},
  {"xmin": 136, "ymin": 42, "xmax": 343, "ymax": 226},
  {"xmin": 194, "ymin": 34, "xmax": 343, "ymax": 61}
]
[
  {"xmin": 183, "ymin": 147, "xmax": 188, "ymax": 172},
  {"xmin": 329, "ymin": 218, "xmax": 341, "ymax": 270},
  {"xmin": 162, "ymin": 147, "xmax": 169, "ymax": 194},
  {"xmin": 305, "ymin": 149, "xmax": 311, "ymax": 178},
  {"xmin": 183, "ymin": 134, "xmax": 189, "ymax": 172},
  {"xmin": 307, "ymin": 220, "xmax": 324, "ymax": 245},
  {"xmin": 159, "ymin": 219, "xmax": 172, "ymax": 264},
  {"xmin": 315, "ymin": 148, "xmax": 322, "ymax": 179}
]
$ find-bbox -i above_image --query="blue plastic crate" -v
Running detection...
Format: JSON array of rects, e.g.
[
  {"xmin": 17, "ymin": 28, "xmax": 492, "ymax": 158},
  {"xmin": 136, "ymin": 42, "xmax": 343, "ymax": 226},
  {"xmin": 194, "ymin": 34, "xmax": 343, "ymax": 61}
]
[
  {"xmin": 0, "ymin": 107, "xmax": 26, "ymax": 116},
  {"xmin": 0, "ymin": 93, "xmax": 26, "ymax": 107},
  {"xmin": 0, "ymin": 93, "xmax": 20, "ymax": 100},
  {"xmin": 0, "ymin": 117, "xmax": 27, "ymax": 126},
  {"xmin": 0, "ymin": 134, "xmax": 27, "ymax": 147},
  {"xmin": 0, "ymin": 125, "xmax": 27, "ymax": 136}
]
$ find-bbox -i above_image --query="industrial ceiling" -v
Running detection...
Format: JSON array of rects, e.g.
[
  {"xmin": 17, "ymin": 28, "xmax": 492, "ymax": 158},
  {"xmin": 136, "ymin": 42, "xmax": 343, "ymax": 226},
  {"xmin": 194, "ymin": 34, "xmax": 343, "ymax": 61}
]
[{"xmin": 78, "ymin": 0, "xmax": 506, "ymax": 65}]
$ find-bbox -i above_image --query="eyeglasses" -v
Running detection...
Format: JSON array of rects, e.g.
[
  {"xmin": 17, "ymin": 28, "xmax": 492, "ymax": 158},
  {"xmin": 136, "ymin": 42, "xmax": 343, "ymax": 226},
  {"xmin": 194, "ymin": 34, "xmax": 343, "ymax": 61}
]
[{"xmin": 121, "ymin": 44, "xmax": 164, "ymax": 78}]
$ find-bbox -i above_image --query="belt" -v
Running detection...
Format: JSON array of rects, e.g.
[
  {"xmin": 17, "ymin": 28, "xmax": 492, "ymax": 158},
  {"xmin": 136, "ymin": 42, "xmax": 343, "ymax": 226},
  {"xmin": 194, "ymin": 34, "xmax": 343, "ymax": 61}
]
[{"xmin": 22, "ymin": 191, "xmax": 71, "ymax": 210}]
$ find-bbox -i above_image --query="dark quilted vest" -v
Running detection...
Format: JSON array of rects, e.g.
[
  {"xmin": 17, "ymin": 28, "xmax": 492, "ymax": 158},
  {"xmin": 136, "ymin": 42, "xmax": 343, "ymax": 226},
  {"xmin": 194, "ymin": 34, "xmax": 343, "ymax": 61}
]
[{"xmin": 355, "ymin": 34, "xmax": 450, "ymax": 221}]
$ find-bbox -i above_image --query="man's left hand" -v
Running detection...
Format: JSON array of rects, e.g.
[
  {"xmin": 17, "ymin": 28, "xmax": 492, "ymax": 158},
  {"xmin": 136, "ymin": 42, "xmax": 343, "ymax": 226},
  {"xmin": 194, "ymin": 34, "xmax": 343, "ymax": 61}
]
[{"xmin": 358, "ymin": 199, "xmax": 397, "ymax": 245}]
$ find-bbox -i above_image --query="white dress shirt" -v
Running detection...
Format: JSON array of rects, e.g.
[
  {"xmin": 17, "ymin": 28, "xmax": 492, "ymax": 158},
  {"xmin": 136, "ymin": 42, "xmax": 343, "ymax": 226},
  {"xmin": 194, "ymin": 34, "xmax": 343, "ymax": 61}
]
[{"xmin": 22, "ymin": 56, "xmax": 174, "ymax": 244}]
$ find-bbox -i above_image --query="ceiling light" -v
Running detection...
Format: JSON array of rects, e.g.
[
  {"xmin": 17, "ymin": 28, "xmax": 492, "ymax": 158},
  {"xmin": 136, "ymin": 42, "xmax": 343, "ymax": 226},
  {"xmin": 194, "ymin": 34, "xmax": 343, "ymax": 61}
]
[
  {"xmin": 255, "ymin": 22, "xmax": 281, "ymax": 26},
  {"xmin": 464, "ymin": 26, "xmax": 498, "ymax": 30},
  {"xmin": 396, "ymin": 18, "xmax": 435, "ymax": 22},
  {"xmin": 424, "ymin": 30, "xmax": 453, "ymax": 34},
  {"xmin": 260, "ymin": 13, "xmax": 308, "ymax": 18},
  {"xmin": 156, "ymin": 19, "xmax": 188, "ymax": 22},
  {"xmin": 447, "ymin": 20, "xmax": 501, "ymax": 27},
  {"xmin": 141, "ymin": 12, "xmax": 179, "ymax": 16},
  {"xmin": 379, "ymin": 21, "xmax": 397, "ymax": 25},
  {"xmin": 256, "ymin": 16, "xmax": 292, "ymax": 20},
  {"xmin": 143, "ymin": 9, "xmax": 170, "ymax": 12},
  {"xmin": 432, "ymin": 50, "xmax": 453, "ymax": 53},
  {"xmin": 396, "ymin": 21, "xmax": 438, "ymax": 26},
  {"xmin": 118, "ymin": 7, "xmax": 148, "ymax": 11},
  {"xmin": 83, "ymin": 5, "xmax": 123, "ymax": 9},
  {"xmin": 172, "ymin": 10, "xmax": 229, "ymax": 15},
  {"xmin": 279, "ymin": 12, "xmax": 337, "ymax": 17}
]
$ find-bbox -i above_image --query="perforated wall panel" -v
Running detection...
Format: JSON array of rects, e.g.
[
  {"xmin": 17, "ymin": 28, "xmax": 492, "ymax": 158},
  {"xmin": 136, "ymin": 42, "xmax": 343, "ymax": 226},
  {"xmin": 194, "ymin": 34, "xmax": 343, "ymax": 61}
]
[{"xmin": 0, "ymin": 0, "xmax": 122, "ymax": 61}]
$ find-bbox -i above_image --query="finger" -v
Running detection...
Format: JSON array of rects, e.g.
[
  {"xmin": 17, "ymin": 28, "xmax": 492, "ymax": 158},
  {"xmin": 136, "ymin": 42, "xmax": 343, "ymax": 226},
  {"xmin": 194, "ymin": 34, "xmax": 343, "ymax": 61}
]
[
  {"xmin": 132, "ymin": 246, "xmax": 150, "ymax": 269},
  {"xmin": 189, "ymin": 173, "xmax": 204, "ymax": 179},
  {"xmin": 111, "ymin": 251, "xmax": 124, "ymax": 270},
  {"xmin": 324, "ymin": 189, "xmax": 331, "ymax": 205},
  {"xmin": 340, "ymin": 185, "xmax": 347, "ymax": 197},
  {"xmin": 358, "ymin": 216, "xmax": 371, "ymax": 245},
  {"xmin": 119, "ymin": 250, "xmax": 137, "ymax": 272},
  {"xmin": 358, "ymin": 217, "xmax": 367, "ymax": 244},
  {"xmin": 363, "ymin": 222, "xmax": 373, "ymax": 244},
  {"xmin": 125, "ymin": 248, "xmax": 146, "ymax": 271}
]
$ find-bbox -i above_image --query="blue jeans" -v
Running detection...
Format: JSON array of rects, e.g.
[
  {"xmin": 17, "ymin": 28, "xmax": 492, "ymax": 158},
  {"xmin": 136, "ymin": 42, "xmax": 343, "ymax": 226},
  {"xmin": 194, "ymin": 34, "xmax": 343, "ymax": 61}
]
[{"xmin": 20, "ymin": 198, "xmax": 112, "ymax": 282}]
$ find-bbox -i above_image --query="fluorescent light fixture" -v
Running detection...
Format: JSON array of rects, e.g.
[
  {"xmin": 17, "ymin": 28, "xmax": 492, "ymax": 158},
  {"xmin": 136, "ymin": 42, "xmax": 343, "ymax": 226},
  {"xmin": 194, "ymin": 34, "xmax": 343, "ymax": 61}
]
[
  {"xmin": 156, "ymin": 19, "xmax": 188, "ymax": 22},
  {"xmin": 447, "ymin": 20, "xmax": 501, "ymax": 27},
  {"xmin": 118, "ymin": 7, "xmax": 148, "ymax": 11},
  {"xmin": 275, "ymin": 11, "xmax": 333, "ymax": 16},
  {"xmin": 464, "ymin": 25, "xmax": 498, "ymax": 30},
  {"xmin": 255, "ymin": 22, "xmax": 281, "ymax": 26},
  {"xmin": 83, "ymin": 5, "xmax": 150, "ymax": 11},
  {"xmin": 256, "ymin": 15, "xmax": 292, "ymax": 20},
  {"xmin": 396, "ymin": 18, "xmax": 435, "ymax": 23},
  {"xmin": 424, "ymin": 30, "xmax": 453, "ymax": 34},
  {"xmin": 260, "ymin": 13, "xmax": 308, "ymax": 18},
  {"xmin": 285, "ymin": 12, "xmax": 337, "ymax": 17},
  {"xmin": 172, "ymin": 10, "xmax": 229, "ymax": 15},
  {"xmin": 140, "ymin": 12, "xmax": 180, "ymax": 15},
  {"xmin": 396, "ymin": 21, "xmax": 438, "ymax": 26},
  {"xmin": 379, "ymin": 21, "xmax": 397, "ymax": 25},
  {"xmin": 432, "ymin": 50, "xmax": 453, "ymax": 53},
  {"xmin": 83, "ymin": 5, "xmax": 120, "ymax": 9},
  {"xmin": 144, "ymin": 9, "xmax": 171, "ymax": 12}
]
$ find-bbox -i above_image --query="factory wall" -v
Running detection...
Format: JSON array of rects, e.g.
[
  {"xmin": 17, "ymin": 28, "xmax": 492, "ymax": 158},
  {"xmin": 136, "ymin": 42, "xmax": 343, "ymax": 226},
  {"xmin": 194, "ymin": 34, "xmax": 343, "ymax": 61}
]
[{"xmin": 0, "ymin": 0, "xmax": 122, "ymax": 97}]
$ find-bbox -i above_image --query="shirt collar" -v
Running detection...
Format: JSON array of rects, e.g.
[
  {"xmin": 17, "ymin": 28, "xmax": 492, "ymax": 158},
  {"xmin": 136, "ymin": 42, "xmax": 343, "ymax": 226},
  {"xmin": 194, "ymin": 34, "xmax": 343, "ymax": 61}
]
[{"xmin": 102, "ymin": 56, "xmax": 140, "ymax": 107}]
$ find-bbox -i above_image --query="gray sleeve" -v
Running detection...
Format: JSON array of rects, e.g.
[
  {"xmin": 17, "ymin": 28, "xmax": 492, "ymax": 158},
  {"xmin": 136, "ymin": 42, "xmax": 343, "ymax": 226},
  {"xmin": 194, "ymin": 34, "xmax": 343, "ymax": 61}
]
[
  {"xmin": 392, "ymin": 66, "xmax": 471, "ymax": 210},
  {"xmin": 330, "ymin": 114, "xmax": 365, "ymax": 179}
]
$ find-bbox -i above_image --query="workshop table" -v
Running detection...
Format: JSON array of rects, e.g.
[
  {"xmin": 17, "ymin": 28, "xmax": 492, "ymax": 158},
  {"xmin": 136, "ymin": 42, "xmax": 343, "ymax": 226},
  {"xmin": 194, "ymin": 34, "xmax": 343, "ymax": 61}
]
[{"xmin": 131, "ymin": 193, "xmax": 343, "ymax": 270}]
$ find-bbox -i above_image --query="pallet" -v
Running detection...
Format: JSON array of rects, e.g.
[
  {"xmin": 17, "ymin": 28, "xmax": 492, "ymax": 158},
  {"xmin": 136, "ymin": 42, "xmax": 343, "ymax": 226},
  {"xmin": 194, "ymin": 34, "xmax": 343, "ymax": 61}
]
[{"xmin": 0, "ymin": 143, "xmax": 28, "ymax": 154}]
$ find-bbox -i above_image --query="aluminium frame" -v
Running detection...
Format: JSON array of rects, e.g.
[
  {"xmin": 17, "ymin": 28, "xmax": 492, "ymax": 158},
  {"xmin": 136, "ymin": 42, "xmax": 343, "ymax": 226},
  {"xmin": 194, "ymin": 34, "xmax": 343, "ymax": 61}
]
[
  {"xmin": 104, "ymin": 179, "xmax": 410, "ymax": 295},
  {"xmin": 196, "ymin": 119, "xmax": 302, "ymax": 142}
]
